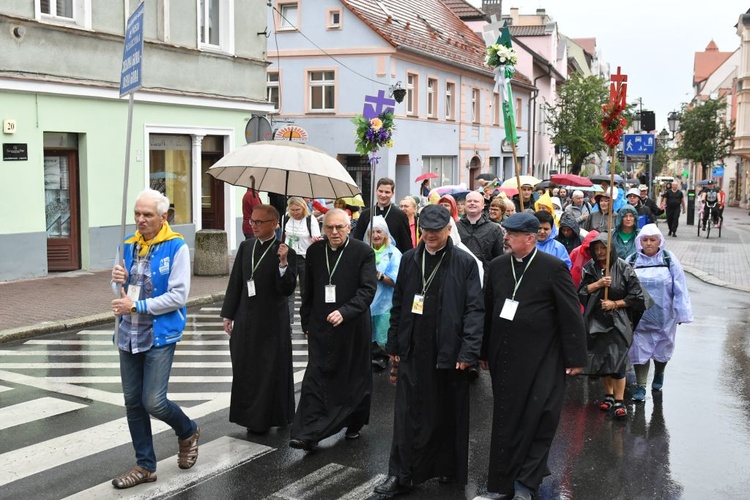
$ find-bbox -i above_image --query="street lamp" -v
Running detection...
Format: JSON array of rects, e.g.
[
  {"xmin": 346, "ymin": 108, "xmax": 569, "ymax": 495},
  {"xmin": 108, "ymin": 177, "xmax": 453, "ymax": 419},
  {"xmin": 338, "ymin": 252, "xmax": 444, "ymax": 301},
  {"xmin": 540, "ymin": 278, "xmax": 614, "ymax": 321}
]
[
  {"xmin": 658, "ymin": 128, "xmax": 669, "ymax": 144},
  {"xmin": 667, "ymin": 110, "xmax": 681, "ymax": 138}
]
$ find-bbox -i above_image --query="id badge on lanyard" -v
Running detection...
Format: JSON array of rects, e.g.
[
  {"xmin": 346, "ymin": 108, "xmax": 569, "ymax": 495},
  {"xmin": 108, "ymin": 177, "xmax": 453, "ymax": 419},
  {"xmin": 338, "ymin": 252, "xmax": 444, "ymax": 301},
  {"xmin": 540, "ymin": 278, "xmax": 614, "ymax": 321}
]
[
  {"xmin": 247, "ymin": 279, "xmax": 256, "ymax": 297},
  {"xmin": 325, "ymin": 284, "xmax": 337, "ymax": 303},
  {"xmin": 499, "ymin": 299, "xmax": 519, "ymax": 321},
  {"xmin": 411, "ymin": 294, "xmax": 425, "ymax": 315}
]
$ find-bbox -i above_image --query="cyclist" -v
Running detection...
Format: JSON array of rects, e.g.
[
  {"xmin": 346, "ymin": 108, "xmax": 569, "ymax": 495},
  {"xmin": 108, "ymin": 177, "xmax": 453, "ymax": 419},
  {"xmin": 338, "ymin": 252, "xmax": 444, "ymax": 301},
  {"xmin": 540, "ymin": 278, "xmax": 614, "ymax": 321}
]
[{"xmin": 699, "ymin": 181, "xmax": 721, "ymax": 231}]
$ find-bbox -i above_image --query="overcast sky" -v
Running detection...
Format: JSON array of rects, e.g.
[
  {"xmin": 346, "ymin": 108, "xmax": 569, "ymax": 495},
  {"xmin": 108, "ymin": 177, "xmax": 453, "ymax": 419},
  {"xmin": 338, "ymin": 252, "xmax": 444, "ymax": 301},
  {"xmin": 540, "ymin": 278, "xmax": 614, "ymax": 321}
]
[{"xmin": 469, "ymin": 0, "xmax": 748, "ymax": 131}]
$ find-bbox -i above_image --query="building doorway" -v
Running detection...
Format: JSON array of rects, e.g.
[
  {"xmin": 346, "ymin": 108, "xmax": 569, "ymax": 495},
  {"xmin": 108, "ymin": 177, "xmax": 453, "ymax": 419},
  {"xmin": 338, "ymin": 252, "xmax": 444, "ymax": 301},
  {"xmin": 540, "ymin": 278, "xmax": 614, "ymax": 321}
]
[
  {"xmin": 44, "ymin": 132, "xmax": 81, "ymax": 272},
  {"xmin": 201, "ymin": 136, "xmax": 225, "ymax": 230}
]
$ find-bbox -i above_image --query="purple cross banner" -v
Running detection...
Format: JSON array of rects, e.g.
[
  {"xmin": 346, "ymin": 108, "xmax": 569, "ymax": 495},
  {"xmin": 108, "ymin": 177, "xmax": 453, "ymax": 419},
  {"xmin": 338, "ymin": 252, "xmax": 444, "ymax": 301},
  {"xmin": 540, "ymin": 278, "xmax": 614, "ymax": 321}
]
[{"xmin": 363, "ymin": 90, "xmax": 395, "ymax": 120}]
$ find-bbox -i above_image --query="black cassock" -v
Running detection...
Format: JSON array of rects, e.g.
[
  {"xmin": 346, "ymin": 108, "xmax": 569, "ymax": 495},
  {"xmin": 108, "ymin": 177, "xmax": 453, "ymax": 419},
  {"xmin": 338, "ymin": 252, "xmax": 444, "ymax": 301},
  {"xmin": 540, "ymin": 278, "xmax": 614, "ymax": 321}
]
[
  {"xmin": 291, "ymin": 237, "xmax": 377, "ymax": 444},
  {"xmin": 386, "ymin": 242, "xmax": 484, "ymax": 487},
  {"xmin": 482, "ymin": 249, "xmax": 587, "ymax": 494},
  {"xmin": 220, "ymin": 237, "xmax": 297, "ymax": 433}
]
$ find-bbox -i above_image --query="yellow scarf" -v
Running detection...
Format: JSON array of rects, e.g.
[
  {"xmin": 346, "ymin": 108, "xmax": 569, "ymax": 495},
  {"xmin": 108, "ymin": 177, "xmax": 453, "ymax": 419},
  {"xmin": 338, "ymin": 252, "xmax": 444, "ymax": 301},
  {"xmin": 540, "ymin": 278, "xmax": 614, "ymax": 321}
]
[{"xmin": 124, "ymin": 222, "xmax": 183, "ymax": 257}]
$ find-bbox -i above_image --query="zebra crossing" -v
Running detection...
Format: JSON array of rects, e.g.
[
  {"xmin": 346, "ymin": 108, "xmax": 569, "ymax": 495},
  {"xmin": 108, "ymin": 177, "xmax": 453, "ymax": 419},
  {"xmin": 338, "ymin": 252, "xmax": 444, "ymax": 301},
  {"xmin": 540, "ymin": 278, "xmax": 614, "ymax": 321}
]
[{"xmin": 0, "ymin": 300, "xmax": 312, "ymax": 496}]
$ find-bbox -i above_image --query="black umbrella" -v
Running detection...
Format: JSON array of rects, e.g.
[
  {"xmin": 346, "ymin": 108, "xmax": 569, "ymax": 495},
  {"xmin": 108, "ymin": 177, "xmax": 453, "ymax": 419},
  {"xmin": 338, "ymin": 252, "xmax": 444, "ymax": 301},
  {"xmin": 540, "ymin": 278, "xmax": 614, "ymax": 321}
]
[
  {"xmin": 590, "ymin": 173, "xmax": 624, "ymax": 185},
  {"xmin": 534, "ymin": 180, "xmax": 556, "ymax": 190},
  {"xmin": 475, "ymin": 173, "xmax": 496, "ymax": 181}
]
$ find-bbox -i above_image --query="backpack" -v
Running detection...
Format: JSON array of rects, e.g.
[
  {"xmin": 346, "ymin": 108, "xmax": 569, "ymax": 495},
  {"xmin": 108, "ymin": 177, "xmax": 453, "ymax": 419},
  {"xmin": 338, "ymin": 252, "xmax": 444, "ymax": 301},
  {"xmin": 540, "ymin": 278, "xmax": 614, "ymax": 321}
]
[
  {"xmin": 282, "ymin": 214, "xmax": 313, "ymax": 236},
  {"xmin": 627, "ymin": 250, "xmax": 671, "ymax": 270}
]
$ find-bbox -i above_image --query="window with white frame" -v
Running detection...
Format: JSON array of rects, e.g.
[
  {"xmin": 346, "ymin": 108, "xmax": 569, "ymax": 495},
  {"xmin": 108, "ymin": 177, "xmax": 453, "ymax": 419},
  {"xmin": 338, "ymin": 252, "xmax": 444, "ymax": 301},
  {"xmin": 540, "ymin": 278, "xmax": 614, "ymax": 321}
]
[
  {"xmin": 471, "ymin": 88, "xmax": 480, "ymax": 124},
  {"xmin": 515, "ymin": 97, "xmax": 522, "ymax": 128},
  {"xmin": 309, "ymin": 70, "xmax": 335, "ymax": 112},
  {"xmin": 267, "ymin": 72, "xmax": 280, "ymax": 109},
  {"xmin": 36, "ymin": 0, "xmax": 91, "ymax": 29},
  {"xmin": 278, "ymin": 2, "xmax": 299, "ymax": 30},
  {"xmin": 493, "ymin": 93, "xmax": 500, "ymax": 126},
  {"xmin": 427, "ymin": 78, "xmax": 437, "ymax": 118},
  {"xmin": 198, "ymin": 0, "xmax": 234, "ymax": 53},
  {"xmin": 423, "ymin": 156, "xmax": 456, "ymax": 185},
  {"xmin": 446, "ymin": 82, "xmax": 455, "ymax": 120},
  {"xmin": 406, "ymin": 73, "xmax": 418, "ymax": 116},
  {"xmin": 327, "ymin": 8, "xmax": 342, "ymax": 29}
]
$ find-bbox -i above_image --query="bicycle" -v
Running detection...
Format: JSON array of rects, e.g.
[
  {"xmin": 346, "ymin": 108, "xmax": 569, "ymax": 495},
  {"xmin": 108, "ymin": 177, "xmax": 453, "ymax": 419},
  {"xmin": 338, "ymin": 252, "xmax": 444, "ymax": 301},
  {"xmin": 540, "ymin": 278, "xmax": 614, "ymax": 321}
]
[{"xmin": 697, "ymin": 201, "xmax": 722, "ymax": 239}]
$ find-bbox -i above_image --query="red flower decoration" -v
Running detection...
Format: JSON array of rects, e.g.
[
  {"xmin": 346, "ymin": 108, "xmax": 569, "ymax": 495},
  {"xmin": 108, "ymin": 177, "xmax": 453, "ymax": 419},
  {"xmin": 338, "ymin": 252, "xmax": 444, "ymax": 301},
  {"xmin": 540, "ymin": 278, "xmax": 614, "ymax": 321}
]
[{"xmin": 601, "ymin": 103, "xmax": 626, "ymax": 148}]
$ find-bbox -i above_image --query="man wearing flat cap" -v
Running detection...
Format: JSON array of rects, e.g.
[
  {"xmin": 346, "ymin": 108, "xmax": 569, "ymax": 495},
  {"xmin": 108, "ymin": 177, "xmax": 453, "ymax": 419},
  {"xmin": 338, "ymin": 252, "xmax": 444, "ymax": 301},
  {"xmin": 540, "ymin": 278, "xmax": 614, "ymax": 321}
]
[
  {"xmin": 481, "ymin": 213, "xmax": 587, "ymax": 499},
  {"xmin": 374, "ymin": 204, "xmax": 484, "ymax": 496}
]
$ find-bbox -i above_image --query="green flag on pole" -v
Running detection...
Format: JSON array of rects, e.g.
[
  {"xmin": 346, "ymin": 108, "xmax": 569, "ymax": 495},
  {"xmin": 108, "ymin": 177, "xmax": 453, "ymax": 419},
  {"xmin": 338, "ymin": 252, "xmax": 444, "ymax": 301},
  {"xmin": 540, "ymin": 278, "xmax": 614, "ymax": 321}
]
[{"xmin": 498, "ymin": 22, "xmax": 517, "ymax": 144}]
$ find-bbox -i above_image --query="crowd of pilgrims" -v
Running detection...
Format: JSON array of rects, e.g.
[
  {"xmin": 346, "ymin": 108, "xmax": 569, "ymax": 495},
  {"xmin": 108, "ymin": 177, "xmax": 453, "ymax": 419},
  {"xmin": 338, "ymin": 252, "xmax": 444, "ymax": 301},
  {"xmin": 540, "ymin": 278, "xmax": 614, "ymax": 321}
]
[{"xmin": 227, "ymin": 176, "xmax": 692, "ymax": 499}]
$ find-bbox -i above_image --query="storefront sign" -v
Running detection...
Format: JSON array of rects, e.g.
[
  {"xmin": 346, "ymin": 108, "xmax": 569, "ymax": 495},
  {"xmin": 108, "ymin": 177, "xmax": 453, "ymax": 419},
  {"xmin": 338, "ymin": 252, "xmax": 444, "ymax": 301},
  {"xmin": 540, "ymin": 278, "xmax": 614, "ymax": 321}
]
[{"xmin": 3, "ymin": 143, "xmax": 27, "ymax": 161}]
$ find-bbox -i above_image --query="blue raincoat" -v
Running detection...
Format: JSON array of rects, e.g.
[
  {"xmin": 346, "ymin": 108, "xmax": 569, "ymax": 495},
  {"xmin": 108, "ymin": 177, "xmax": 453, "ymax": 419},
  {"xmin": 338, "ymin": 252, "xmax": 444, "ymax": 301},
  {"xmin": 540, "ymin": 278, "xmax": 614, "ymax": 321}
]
[{"xmin": 368, "ymin": 216, "xmax": 402, "ymax": 347}]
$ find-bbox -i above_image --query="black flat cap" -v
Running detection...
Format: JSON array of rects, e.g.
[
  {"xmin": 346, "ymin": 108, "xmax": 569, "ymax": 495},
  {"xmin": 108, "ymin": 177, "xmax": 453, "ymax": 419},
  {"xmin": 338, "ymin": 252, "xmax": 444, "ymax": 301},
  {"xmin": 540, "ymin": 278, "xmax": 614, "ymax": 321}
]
[
  {"xmin": 501, "ymin": 213, "xmax": 540, "ymax": 233},
  {"xmin": 419, "ymin": 204, "xmax": 451, "ymax": 230}
]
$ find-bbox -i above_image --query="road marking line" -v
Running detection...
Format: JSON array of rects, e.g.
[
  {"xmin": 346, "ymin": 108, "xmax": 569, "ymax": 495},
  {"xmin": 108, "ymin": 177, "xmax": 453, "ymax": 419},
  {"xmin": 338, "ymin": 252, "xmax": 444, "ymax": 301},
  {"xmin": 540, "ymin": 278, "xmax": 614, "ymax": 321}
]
[
  {"xmin": 0, "ymin": 397, "xmax": 87, "ymax": 431},
  {"xmin": 1, "ymin": 371, "xmax": 306, "ymax": 385},
  {"xmin": 0, "ymin": 385, "xmax": 12, "ymax": 393},
  {"xmin": 0, "ymin": 362, "xmax": 234, "ymax": 369},
  {"xmin": 63, "ymin": 436, "xmax": 273, "ymax": 499},
  {"xmin": 267, "ymin": 463, "xmax": 350, "ymax": 499},
  {"xmin": 0, "ymin": 350, "xmax": 229, "ymax": 357},
  {"xmin": 199, "ymin": 307, "xmax": 222, "ymax": 311},
  {"xmin": 0, "ymin": 394, "xmax": 230, "ymax": 487},
  {"xmin": 0, "ymin": 369, "xmax": 124, "ymax": 406},
  {"xmin": 336, "ymin": 474, "xmax": 388, "ymax": 500}
]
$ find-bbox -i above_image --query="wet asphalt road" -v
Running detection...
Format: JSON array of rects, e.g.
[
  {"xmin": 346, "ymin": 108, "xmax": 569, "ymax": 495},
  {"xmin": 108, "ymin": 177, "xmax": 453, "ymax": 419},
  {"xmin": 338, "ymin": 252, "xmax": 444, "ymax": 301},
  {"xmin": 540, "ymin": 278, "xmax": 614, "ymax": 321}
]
[
  {"xmin": 170, "ymin": 274, "xmax": 750, "ymax": 500},
  {"xmin": 2, "ymin": 274, "xmax": 749, "ymax": 499}
]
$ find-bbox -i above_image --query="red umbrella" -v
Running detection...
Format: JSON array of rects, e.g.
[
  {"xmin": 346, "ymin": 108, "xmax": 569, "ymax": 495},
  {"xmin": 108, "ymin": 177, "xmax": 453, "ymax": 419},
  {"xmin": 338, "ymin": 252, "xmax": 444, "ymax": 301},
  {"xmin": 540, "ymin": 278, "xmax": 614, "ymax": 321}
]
[
  {"xmin": 550, "ymin": 174, "xmax": 593, "ymax": 187},
  {"xmin": 415, "ymin": 172, "xmax": 439, "ymax": 183},
  {"xmin": 497, "ymin": 186, "xmax": 518, "ymax": 197}
]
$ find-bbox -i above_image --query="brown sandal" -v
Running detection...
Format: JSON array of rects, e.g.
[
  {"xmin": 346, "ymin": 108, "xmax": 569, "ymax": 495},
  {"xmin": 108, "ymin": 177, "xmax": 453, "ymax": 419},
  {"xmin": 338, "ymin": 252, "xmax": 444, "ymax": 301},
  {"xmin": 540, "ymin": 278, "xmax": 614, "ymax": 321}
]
[
  {"xmin": 111, "ymin": 465, "xmax": 156, "ymax": 489},
  {"xmin": 178, "ymin": 427, "xmax": 200, "ymax": 469}
]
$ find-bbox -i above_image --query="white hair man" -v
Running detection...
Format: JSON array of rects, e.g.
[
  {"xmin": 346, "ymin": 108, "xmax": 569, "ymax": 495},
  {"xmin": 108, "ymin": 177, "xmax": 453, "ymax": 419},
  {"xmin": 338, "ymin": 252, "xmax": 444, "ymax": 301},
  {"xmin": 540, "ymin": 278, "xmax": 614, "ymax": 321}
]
[{"xmin": 110, "ymin": 188, "xmax": 200, "ymax": 489}]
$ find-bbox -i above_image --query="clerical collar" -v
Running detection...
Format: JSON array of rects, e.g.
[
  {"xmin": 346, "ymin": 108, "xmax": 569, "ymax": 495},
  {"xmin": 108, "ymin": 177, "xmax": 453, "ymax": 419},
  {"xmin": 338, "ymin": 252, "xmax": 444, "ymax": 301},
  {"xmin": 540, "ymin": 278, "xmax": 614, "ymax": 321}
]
[
  {"xmin": 377, "ymin": 204, "xmax": 393, "ymax": 219},
  {"xmin": 328, "ymin": 238, "xmax": 349, "ymax": 251},
  {"xmin": 425, "ymin": 244, "xmax": 447, "ymax": 256},
  {"xmin": 513, "ymin": 248, "xmax": 535, "ymax": 262},
  {"xmin": 258, "ymin": 235, "xmax": 275, "ymax": 245}
]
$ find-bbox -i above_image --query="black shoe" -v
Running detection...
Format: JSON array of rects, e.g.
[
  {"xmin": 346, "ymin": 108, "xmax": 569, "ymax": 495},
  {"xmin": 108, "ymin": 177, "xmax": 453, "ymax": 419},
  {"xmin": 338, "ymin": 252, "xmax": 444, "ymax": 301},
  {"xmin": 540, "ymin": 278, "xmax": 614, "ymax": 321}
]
[
  {"xmin": 344, "ymin": 428, "xmax": 360, "ymax": 440},
  {"xmin": 467, "ymin": 366, "xmax": 479, "ymax": 381},
  {"xmin": 374, "ymin": 476, "xmax": 411, "ymax": 496},
  {"xmin": 437, "ymin": 476, "xmax": 453, "ymax": 484},
  {"xmin": 289, "ymin": 438, "xmax": 316, "ymax": 452},
  {"xmin": 372, "ymin": 357, "xmax": 387, "ymax": 371}
]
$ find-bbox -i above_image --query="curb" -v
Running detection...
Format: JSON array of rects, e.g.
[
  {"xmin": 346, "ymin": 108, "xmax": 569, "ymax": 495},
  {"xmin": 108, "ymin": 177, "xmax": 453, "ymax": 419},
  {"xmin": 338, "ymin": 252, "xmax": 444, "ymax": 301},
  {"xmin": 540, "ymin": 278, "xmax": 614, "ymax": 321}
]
[
  {"xmin": 682, "ymin": 265, "xmax": 750, "ymax": 294},
  {"xmin": 0, "ymin": 293, "xmax": 226, "ymax": 345}
]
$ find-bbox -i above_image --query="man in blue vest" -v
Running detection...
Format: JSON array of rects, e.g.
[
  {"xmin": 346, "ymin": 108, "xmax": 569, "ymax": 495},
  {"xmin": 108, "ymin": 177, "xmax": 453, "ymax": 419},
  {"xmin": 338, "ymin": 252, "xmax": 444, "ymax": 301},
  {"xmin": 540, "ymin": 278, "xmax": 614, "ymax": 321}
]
[{"xmin": 110, "ymin": 188, "xmax": 200, "ymax": 489}]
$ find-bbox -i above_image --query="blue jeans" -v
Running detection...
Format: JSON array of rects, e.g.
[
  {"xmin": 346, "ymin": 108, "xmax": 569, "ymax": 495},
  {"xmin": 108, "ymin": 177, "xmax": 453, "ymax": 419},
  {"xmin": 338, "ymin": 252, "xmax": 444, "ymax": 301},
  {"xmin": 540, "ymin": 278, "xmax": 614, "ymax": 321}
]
[{"xmin": 119, "ymin": 343, "xmax": 196, "ymax": 472}]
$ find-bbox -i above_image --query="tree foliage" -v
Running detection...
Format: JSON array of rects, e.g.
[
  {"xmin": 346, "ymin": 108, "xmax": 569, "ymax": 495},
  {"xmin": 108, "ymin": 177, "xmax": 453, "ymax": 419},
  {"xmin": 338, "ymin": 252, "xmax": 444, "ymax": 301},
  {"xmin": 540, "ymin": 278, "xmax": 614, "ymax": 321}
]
[
  {"xmin": 544, "ymin": 75, "xmax": 609, "ymax": 175},
  {"xmin": 676, "ymin": 98, "xmax": 734, "ymax": 172}
]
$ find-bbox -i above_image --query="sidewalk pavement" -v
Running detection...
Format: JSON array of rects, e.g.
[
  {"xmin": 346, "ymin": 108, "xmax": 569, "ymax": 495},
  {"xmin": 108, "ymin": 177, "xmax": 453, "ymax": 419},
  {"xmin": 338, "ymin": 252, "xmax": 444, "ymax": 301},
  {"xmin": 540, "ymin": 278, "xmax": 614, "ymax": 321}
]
[{"xmin": 2, "ymin": 206, "xmax": 749, "ymax": 344}]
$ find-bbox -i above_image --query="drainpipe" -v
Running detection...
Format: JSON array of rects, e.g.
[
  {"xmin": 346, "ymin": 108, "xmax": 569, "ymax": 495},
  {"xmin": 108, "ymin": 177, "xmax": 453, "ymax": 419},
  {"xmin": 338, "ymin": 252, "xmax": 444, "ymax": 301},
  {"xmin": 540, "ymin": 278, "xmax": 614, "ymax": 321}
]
[{"xmin": 530, "ymin": 63, "xmax": 553, "ymax": 177}]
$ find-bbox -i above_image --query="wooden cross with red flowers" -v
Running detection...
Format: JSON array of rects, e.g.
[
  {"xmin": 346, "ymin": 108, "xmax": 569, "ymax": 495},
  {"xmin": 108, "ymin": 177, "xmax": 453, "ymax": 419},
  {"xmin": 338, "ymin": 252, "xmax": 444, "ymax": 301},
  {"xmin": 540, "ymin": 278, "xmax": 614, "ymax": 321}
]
[{"xmin": 602, "ymin": 67, "xmax": 627, "ymax": 148}]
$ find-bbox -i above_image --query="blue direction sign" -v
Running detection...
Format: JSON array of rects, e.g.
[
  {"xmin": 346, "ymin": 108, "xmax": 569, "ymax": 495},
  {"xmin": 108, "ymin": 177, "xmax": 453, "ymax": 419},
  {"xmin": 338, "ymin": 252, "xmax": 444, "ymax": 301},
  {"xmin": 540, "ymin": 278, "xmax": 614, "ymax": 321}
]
[
  {"xmin": 120, "ymin": 2, "xmax": 145, "ymax": 96},
  {"xmin": 712, "ymin": 165, "xmax": 725, "ymax": 178},
  {"xmin": 623, "ymin": 134, "xmax": 655, "ymax": 155}
]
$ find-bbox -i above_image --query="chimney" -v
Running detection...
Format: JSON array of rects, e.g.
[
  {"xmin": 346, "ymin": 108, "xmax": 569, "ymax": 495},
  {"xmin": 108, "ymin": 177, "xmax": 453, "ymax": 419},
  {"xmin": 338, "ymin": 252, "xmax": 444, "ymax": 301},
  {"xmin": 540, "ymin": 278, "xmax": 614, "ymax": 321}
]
[{"xmin": 482, "ymin": 0, "xmax": 502, "ymax": 20}]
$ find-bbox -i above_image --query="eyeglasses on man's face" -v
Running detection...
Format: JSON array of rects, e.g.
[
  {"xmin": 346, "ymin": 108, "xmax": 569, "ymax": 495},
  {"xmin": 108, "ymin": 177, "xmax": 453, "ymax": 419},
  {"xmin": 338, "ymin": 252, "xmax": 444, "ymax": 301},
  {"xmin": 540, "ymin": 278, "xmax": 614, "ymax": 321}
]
[
  {"xmin": 324, "ymin": 224, "xmax": 348, "ymax": 232},
  {"xmin": 250, "ymin": 219, "xmax": 275, "ymax": 225}
]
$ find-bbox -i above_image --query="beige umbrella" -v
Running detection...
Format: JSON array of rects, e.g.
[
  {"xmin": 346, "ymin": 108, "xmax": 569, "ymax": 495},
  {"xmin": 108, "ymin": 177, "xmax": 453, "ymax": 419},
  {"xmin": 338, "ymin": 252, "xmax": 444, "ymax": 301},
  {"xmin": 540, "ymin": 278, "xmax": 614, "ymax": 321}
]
[{"xmin": 207, "ymin": 141, "xmax": 360, "ymax": 199}]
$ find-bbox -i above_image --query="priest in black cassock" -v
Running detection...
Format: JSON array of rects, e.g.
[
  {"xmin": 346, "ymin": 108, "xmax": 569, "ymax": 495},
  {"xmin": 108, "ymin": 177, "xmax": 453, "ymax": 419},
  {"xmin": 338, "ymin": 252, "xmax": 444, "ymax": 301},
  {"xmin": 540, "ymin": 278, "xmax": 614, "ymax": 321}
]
[
  {"xmin": 374, "ymin": 204, "xmax": 484, "ymax": 497},
  {"xmin": 352, "ymin": 177, "xmax": 412, "ymax": 253},
  {"xmin": 481, "ymin": 213, "xmax": 587, "ymax": 500},
  {"xmin": 289, "ymin": 208, "xmax": 377, "ymax": 451},
  {"xmin": 221, "ymin": 204, "xmax": 298, "ymax": 434}
]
